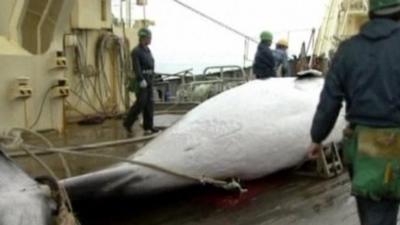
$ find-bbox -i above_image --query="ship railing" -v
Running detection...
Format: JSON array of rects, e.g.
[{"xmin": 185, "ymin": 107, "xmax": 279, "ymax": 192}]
[{"xmin": 175, "ymin": 65, "xmax": 248, "ymax": 103}]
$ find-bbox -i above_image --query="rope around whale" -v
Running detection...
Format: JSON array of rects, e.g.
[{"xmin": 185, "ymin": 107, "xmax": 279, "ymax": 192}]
[
  {"xmin": 3, "ymin": 128, "xmax": 248, "ymax": 224},
  {"xmin": 4, "ymin": 129, "xmax": 79, "ymax": 225},
  {"xmin": 4, "ymin": 128, "xmax": 247, "ymax": 193}
]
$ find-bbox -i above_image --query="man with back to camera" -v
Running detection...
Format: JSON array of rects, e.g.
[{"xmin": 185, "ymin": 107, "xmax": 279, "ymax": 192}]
[
  {"xmin": 253, "ymin": 31, "xmax": 276, "ymax": 79},
  {"xmin": 308, "ymin": 0, "xmax": 400, "ymax": 224},
  {"xmin": 123, "ymin": 28, "xmax": 159, "ymax": 135}
]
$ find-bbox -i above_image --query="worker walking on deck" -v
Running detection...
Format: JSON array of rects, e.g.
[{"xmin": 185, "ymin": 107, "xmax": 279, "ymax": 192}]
[
  {"xmin": 308, "ymin": 0, "xmax": 400, "ymax": 224},
  {"xmin": 123, "ymin": 28, "xmax": 159, "ymax": 135},
  {"xmin": 253, "ymin": 31, "xmax": 276, "ymax": 79},
  {"xmin": 272, "ymin": 39, "xmax": 290, "ymax": 77}
]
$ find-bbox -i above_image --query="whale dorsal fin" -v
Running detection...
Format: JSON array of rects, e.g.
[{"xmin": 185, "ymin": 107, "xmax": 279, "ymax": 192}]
[
  {"xmin": 294, "ymin": 69, "xmax": 324, "ymax": 91},
  {"xmin": 296, "ymin": 69, "xmax": 323, "ymax": 80}
]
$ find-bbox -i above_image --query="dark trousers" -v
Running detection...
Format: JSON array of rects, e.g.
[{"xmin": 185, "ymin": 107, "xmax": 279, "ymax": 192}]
[
  {"xmin": 124, "ymin": 86, "xmax": 154, "ymax": 130},
  {"xmin": 348, "ymin": 168, "xmax": 399, "ymax": 225},
  {"xmin": 356, "ymin": 197, "xmax": 399, "ymax": 225}
]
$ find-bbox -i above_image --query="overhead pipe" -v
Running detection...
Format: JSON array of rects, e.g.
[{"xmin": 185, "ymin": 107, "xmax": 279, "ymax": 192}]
[{"xmin": 37, "ymin": 0, "xmax": 54, "ymax": 54}]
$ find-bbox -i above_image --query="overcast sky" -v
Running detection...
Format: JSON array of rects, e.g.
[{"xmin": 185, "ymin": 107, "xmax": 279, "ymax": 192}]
[{"xmin": 113, "ymin": 0, "xmax": 330, "ymax": 74}]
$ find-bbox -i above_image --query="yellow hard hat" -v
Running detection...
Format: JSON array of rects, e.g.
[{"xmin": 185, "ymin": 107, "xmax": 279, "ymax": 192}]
[{"xmin": 277, "ymin": 39, "xmax": 289, "ymax": 47}]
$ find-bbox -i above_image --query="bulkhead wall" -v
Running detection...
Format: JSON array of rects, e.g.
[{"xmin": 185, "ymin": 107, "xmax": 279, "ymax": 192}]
[{"xmin": 0, "ymin": 0, "xmax": 76, "ymax": 132}]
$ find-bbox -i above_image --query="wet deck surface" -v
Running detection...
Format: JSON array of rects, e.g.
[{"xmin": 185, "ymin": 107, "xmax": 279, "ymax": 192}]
[
  {"xmin": 153, "ymin": 114, "xmax": 183, "ymax": 128},
  {"xmin": 12, "ymin": 114, "xmax": 182, "ymax": 178},
  {"xmin": 76, "ymin": 172, "xmax": 360, "ymax": 225}
]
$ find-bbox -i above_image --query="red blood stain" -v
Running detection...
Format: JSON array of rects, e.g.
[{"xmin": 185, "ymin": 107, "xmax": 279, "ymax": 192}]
[{"xmin": 195, "ymin": 173, "xmax": 288, "ymax": 209}]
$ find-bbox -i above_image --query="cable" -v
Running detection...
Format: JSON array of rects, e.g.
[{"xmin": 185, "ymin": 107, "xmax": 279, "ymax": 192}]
[
  {"xmin": 72, "ymin": 37, "xmax": 97, "ymax": 111},
  {"xmin": 69, "ymin": 89, "xmax": 102, "ymax": 114},
  {"xmin": 71, "ymin": 31, "xmax": 132, "ymax": 117},
  {"xmin": 172, "ymin": 0, "xmax": 258, "ymax": 44},
  {"xmin": 29, "ymin": 85, "xmax": 58, "ymax": 129},
  {"xmin": 78, "ymin": 37, "xmax": 108, "ymax": 114},
  {"xmin": 65, "ymin": 100, "xmax": 89, "ymax": 117},
  {"xmin": 11, "ymin": 127, "xmax": 72, "ymax": 178},
  {"xmin": 73, "ymin": 34, "xmax": 109, "ymax": 116}
]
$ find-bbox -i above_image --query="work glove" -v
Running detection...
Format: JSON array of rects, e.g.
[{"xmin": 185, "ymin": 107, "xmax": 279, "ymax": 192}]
[{"xmin": 140, "ymin": 80, "xmax": 148, "ymax": 88}]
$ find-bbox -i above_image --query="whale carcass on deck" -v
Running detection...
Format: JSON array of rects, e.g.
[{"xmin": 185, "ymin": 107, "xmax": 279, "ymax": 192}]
[
  {"xmin": 0, "ymin": 148, "xmax": 53, "ymax": 225},
  {"xmin": 62, "ymin": 77, "xmax": 346, "ymax": 200}
]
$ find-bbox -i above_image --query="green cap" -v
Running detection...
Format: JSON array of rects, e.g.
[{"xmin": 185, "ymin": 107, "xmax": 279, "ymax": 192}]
[
  {"xmin": 138, "ymin": 28, "xmax": 152, "ymax": 38},
  {"xmin": 369, "ymin": 0, "xmax": 400, "ymax": 13},
  {"xmin": 260, "ymin": 31, "xmax": 273, "ymax": 42}
]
